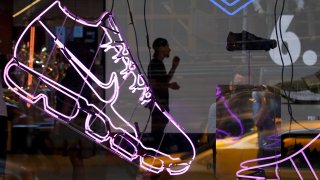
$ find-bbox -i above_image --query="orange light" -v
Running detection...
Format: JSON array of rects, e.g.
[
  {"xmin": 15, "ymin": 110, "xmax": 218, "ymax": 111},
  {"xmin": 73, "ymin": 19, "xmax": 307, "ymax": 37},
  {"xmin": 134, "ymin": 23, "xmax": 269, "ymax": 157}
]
[
  {"xmin": 27, "ymin": 26, "xmax": 35, "ymax": 108},
  {"xmin": 27, "ymin": 26, "xmax": 35, "ymax": 86}
]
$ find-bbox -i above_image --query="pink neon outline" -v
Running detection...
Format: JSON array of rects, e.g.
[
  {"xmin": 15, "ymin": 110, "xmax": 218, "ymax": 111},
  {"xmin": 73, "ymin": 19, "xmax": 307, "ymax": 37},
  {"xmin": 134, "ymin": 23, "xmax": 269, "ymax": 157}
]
[
  {"xmin": 216, "ymin": 128, "xmax": 231, "ymax": 137},
  {"xmin": 301, "ymin": 151, "xmax": 318, "ymax": 179},
  {"xmin": 140, "ymin": 155, "xmax": 165, "ymax": 174},
  {"xmin": 216, "ymin": 85, "xmax": 244, "ymax": 136},
  {"xmin": 109, "ymin": 134, "xmax": 138, "ymax": 161},
  {"xmin": 239, "ymin": 154, "xmax": 281, "ymax": 169},
  {"xmin": 263, "ymin": 133, "xmax": 281, "ymax": 150},
  {"xmin": 4, "ymin": 0, "xmax": 195, "ymax": 175},
  {"xmin": 236, "ymin": 133, "xmax": 320, "ymax": 179},
  {"xmin": 275, "ymin": 164, "xmax": 280, "ymax": 180},
  {"xmin": 85, "ymin": 113, "xmax": 110, "ymax": 143},
  {"xmin": 290, "ymin": 158, "xmax": 303, "ymax": 179}
]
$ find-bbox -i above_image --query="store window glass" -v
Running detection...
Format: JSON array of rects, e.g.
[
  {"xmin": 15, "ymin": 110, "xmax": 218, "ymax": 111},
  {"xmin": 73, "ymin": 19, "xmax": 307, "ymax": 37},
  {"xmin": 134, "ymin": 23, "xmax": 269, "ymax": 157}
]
[{"xmin": 1, "ymin": 0, "xmax": 320, "ymax": 179}]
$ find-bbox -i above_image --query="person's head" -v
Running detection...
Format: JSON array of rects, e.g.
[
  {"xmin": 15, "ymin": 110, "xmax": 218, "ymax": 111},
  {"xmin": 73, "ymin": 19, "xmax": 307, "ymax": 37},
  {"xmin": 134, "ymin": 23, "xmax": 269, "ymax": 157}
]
[
  {"xmin": 231, "ymin": 66, "xmax": 248, "ymax": 85},
  {"xmin": 152, "ymin": 37, "xmax": 171, "ymax": 58}
]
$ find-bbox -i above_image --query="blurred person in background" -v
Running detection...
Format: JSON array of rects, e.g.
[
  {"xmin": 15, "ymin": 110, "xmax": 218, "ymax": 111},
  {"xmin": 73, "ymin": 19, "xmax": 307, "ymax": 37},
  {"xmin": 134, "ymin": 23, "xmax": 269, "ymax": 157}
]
[
  {"xmin": 0, "ymin": 54, "xmax": 8, "ymax": 177},
  {"xmin": 147, "ymin": 37, "xmax": 180, "ymax": 151}
]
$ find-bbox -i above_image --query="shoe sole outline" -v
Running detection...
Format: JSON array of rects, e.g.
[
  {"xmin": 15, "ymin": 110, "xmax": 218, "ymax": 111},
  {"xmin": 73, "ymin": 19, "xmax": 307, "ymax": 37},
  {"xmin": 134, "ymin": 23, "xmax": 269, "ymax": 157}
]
[
  {"xmin": 5, "ymin": 54, "xmax": 190, "ymax": 175},
  {"xmin": 4, "ymin": 0, "xmax": 195, "ymax": 175}
]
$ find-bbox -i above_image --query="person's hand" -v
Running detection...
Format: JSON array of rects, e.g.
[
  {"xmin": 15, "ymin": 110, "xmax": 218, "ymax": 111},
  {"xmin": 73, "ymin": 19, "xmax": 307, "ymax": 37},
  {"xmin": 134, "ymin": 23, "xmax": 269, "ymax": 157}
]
[
  {"xmin": 172, "ymin": 56, "xmax": 180, "ymax": 69},
  {"xmin": 169, "ymin": 82, "xmax": 180, "ymax": 90}
]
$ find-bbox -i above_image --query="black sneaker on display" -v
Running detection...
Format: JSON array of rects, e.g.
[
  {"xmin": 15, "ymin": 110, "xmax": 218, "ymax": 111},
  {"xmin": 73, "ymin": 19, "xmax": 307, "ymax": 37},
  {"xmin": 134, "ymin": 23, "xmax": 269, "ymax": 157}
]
[
  {"xmin": 226, "ymin": 30, "xmax": 277, "ymax": 51},
  {"xmin": 271, "ymin": 71, "xmax": 320, "ymax": 104}
]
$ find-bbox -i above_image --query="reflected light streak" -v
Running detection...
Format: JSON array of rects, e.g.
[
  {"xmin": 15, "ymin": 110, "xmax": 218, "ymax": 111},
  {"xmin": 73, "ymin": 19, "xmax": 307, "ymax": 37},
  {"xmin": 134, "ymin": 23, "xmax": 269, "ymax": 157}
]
[
  {"xmin": 13, "ymin": 0, "xmax": 41, "ymax": 18},
  {"xmin": 216, "ymin": 85, "xmax": 244, "ymax": 136}
]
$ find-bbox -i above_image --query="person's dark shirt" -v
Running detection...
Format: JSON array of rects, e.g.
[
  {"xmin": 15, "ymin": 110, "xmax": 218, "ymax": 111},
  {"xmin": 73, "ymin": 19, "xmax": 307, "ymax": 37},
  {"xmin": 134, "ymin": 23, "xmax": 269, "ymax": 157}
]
[
  {"xmin": 56, "ymin": 41, "xmax": 93, "ymax": 117},
  {"xmin": 147, "ymin": 58, "xmax": 169, "ymax": 110}
]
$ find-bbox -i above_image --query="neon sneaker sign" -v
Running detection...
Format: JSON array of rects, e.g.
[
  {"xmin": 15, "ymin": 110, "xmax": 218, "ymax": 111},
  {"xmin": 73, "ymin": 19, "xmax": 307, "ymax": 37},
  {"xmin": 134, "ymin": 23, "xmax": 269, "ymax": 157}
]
[
  {"xmin": 4, "ymin": 0, "xmax": 195, "ymax": 175},
  {"xmin": 237, "ymin": 133, "xmax": 320, "ymax": 179},
  {"xmin": 209, "ymin": 0, "xmax": 255, "ymax": 15}
]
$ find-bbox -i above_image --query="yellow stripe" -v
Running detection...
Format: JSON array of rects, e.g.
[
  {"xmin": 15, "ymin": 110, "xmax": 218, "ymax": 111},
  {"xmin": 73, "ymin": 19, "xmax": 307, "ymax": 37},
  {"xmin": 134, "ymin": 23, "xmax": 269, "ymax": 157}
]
[{"xmin": 13, "ymin": 0, "xmax": 41, "ymax": 18}]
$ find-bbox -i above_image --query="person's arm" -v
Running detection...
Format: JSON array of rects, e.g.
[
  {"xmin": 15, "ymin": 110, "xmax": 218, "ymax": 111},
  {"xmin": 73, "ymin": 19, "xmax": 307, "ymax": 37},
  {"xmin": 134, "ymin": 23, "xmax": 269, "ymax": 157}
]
[
  {"xmin": 252, "ymin": 0, "xmax": 264, "ymax": 14},
  {"xmin": 255, "ymin": 92, "xmax": 270, "ymax": 128},
  {"xmin": 167, "ymin": 56, "xmax": 180, "ymax": 82},
  {"xmin": 148, "ymin": 59, "xmax": 180, "ymax": 90},
  {"xmin": 294, "ymin": 0, "xmax": 304, "ymax": 11},
  {"xmin": 149, "ymin": 79, "xmax": 179, "ymax": 89}
]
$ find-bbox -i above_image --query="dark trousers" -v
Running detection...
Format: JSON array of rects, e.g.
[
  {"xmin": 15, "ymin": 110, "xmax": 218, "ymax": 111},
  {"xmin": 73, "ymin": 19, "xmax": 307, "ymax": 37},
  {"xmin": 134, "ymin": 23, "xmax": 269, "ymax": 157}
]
[
  {"xmin": 151, "ymin": 108, "xmax": 168, "ymax": 149},
  {"xmin": 0, "ymin": 116, "xmax": 7, "ymax": 175}
]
